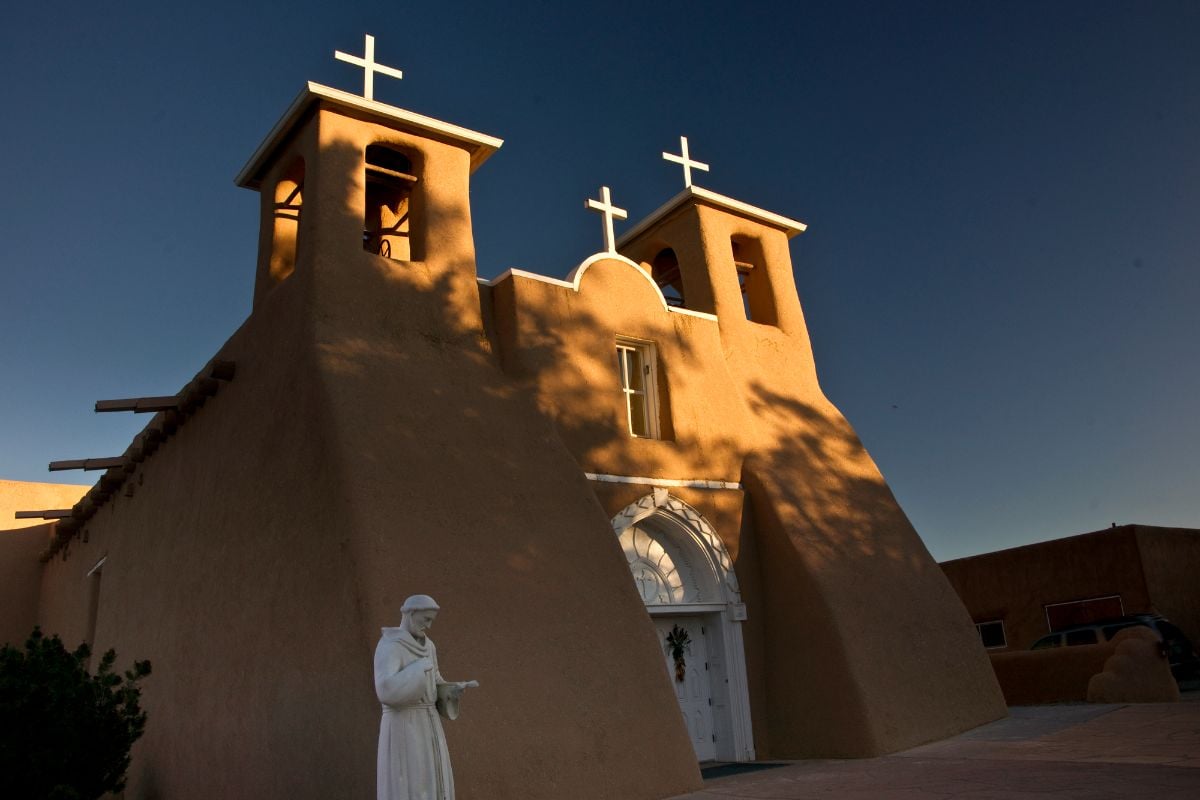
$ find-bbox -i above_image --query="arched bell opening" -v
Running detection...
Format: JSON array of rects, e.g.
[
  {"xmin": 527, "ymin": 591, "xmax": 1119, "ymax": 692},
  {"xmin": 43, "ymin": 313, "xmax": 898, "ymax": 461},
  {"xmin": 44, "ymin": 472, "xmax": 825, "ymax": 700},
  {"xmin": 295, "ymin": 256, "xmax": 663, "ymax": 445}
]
[
  {"xmin": 651, "ymin": 247, "xmax": 686, "ymax": 308},
  {"xmin": 363, "ymin": 143, "xmax": 420, "ymax": 261},
  {"xmin": 268, "ymin": 157, "xmax": 306, "ymax": 289}
]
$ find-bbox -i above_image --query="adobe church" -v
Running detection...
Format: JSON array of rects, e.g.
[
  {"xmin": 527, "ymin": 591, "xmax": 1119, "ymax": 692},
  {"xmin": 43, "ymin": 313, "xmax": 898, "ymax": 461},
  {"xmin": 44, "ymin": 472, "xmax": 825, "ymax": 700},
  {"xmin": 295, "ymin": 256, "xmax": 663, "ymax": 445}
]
[{"xmin": 1, "ymin": 38, "xmax": 1005, "ymax": 800}]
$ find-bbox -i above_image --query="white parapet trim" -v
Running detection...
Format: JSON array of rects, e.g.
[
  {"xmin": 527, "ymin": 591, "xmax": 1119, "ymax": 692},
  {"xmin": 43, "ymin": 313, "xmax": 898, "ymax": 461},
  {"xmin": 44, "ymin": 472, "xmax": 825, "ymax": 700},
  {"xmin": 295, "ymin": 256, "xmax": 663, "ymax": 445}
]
[
  {"xmin": 617, "ymin": 185, "xmax": 807, "ymax": 249},
  {"xmin": 584, "ymin": 472, "xmax": 742, "ymax": 491},
  {"xmin": 477, "ymin": 264, "xmax": 719, "ymax": 322},
  {"xmin": 235, "ymin": 82, "xmax": 504, "ymax": 188}
]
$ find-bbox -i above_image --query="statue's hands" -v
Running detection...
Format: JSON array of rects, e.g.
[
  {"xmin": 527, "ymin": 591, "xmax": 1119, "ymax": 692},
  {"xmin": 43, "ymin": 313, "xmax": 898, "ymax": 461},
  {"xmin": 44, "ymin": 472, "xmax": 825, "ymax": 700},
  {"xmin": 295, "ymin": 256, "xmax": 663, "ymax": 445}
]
[{"xmin": 446, "ymin": 680, "xmax": 479, "ymax": 699}]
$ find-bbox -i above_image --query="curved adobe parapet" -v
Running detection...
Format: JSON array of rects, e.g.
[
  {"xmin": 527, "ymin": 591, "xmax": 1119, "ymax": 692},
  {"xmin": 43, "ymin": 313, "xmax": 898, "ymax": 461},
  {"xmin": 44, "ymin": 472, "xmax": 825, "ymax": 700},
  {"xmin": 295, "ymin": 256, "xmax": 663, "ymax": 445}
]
[{"xmin": 483, "ymin": 254, "xmax": 718, "ymax": 322}]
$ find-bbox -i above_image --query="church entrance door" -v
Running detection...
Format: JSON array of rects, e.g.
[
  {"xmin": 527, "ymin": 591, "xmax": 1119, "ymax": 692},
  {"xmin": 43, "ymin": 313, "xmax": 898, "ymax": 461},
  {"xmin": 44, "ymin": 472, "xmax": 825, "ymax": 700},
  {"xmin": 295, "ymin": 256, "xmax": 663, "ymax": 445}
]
[
  {"xmin": 654, "ymin": 615, "xmax": 717, "ymax": 762},
  {"xmin": 612, "ymin": 491, "xmax": 756, "ymax": 763}
]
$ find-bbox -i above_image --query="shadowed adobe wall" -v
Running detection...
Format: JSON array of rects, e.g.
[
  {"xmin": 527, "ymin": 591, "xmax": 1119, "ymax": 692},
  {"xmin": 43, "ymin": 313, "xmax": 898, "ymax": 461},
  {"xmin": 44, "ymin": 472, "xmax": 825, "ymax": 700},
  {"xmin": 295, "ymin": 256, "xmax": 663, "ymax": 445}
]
[
  {"xmin": 0, "ymin": 480, "xmax": 88, "ymax": 647},
  {"xmin": 302, "ymin": 110, "xmax": 700, "ymax": 800},
  {"xmin": 36, "ymin": 106, "xmax": 701, "ymax": 800},
  {"xmin": 990, "ymin": 627, "xmax": 1179, "ymax": 705},
  {"xmin": 489, "ymin": 198, "xmax": 1005, "ymax": 758},
  {"xmin": 989, "ymin": 642, "xmax": 1117, "ymax": 704},
  {"xmin": 1135, "ymin": 527, "xmax": 1200, "ymax": 646}
]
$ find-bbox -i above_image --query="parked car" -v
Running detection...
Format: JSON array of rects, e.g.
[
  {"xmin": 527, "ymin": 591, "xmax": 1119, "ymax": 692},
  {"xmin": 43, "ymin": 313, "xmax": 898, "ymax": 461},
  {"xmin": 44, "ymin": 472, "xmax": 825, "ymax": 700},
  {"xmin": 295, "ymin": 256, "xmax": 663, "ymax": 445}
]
[{"xmin": 1030, "ymin": 614, "xmax": 1200, "ymax": 682}]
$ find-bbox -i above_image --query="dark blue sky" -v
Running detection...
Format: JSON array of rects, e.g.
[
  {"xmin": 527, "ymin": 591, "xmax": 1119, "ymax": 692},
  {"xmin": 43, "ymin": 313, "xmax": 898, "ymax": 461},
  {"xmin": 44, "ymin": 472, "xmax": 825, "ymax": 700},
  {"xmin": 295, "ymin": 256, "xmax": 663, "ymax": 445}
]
[{"xmin": 1, "ymin": 2, "xmax": 1196, "ymax": 560}]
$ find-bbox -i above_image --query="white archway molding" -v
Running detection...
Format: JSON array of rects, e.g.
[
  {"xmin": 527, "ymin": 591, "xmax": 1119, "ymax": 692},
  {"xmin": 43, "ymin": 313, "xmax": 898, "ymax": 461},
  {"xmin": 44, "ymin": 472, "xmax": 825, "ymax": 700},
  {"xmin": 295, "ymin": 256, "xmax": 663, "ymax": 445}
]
[{"xmin": 610, "ymin": 488, "xmax": 741, "ymax": 604}]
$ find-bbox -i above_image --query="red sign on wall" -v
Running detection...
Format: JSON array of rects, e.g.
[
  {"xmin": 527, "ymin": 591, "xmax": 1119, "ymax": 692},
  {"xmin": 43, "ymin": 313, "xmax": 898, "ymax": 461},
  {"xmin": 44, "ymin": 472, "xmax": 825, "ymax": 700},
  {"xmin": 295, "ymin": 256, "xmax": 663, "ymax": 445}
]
[{"xmin": 1044, "ymin": 595, "xmax": 1124, "ymax": 631}]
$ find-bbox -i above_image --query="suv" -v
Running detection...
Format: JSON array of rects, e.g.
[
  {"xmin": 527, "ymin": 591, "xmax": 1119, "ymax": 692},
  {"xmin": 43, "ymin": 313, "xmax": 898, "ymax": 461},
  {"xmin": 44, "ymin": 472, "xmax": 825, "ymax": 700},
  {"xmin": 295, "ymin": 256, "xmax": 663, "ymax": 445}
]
[{"xmin": 1030, "ymin": 614, "xmax": 1200, "ymax": 682}]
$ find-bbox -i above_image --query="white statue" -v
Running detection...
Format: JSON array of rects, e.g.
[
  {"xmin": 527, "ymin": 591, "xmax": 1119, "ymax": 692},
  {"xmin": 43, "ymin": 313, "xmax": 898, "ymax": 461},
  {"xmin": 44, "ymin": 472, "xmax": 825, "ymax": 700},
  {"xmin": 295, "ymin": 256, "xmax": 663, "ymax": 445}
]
[{"xmin": 375, "ymin": 595, "xmax": 478, "ymax": 800}]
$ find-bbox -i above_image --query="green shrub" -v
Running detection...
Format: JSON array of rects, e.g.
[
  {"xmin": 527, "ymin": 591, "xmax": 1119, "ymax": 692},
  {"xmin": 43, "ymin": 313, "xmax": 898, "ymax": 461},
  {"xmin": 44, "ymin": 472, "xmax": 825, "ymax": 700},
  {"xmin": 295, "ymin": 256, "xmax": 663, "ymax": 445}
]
[{"xmin": 0, "ymin": 628, "xmax": 151, "ymax": 800}]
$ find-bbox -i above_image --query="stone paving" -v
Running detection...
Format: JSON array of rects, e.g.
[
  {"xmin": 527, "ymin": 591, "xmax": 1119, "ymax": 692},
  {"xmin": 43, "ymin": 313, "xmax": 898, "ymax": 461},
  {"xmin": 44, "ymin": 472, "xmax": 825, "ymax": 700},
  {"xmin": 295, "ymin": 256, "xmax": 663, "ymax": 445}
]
[{"xmin": 669, "ymin": 696, "xmax": 1200, "ymax": 799}]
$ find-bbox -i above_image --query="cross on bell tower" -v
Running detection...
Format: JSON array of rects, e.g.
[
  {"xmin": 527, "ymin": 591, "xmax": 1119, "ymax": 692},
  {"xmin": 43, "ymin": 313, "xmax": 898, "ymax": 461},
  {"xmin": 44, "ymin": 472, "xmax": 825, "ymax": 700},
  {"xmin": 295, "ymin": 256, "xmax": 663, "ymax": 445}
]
[
  {"xmin": 662, "ymin": 136, "xmax": 710, "ymax": 189},
  {"xmin": 335, "ymin": 34, "xmax": 405, "ymax": 101}
]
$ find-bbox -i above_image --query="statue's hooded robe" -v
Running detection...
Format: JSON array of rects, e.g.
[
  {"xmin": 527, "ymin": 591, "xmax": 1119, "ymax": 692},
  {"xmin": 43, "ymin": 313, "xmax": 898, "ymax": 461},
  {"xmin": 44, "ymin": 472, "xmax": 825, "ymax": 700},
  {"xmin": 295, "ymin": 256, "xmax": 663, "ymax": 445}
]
[{"xmin": 375, "ymin": 626, "xmax": 462, "ymax": 800}]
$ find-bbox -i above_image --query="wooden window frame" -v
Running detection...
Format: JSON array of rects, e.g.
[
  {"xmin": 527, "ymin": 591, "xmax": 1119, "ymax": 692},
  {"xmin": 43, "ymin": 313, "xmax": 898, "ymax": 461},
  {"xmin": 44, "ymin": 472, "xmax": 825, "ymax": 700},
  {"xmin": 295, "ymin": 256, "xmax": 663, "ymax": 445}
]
[{"xmin": 616, "ymin": 338, "xmax": 660, "ymax": 439}]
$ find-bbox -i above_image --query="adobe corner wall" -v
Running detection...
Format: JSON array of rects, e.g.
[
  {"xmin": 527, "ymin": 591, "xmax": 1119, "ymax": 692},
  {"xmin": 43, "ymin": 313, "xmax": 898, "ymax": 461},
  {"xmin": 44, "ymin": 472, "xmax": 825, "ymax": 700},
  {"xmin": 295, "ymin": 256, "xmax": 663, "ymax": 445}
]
[{"xmin": 0, "ymin": 480, "xmax": 89, "ymax": 647}]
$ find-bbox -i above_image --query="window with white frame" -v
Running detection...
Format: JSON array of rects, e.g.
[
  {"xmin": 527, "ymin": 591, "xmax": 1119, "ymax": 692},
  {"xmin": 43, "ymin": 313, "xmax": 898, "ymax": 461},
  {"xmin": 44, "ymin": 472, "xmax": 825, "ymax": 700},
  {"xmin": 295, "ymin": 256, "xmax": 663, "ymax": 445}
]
[
  {"xmin": 616, "ymin": 339, "xmax": 659, "ymax": 438},
  {"xmin": 975, "ymin": 620, "xmax": 1007, "ymax": 649}
]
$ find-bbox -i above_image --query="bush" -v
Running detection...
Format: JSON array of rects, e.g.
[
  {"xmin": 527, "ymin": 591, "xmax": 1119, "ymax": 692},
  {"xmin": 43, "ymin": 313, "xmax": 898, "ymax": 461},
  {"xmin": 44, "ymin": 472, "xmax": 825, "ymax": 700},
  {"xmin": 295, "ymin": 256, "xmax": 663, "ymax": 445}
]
[{"xmin": 0, "ymin": 628, "xmax": 151, "ymax": 800}]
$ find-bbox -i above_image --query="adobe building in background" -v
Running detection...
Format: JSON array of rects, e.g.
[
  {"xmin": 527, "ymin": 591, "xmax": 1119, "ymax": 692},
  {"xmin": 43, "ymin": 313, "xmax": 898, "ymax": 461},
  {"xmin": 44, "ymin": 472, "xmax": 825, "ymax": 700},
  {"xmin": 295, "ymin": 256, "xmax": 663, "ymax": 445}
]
[
  {"xmin": 942, "ymin": 525, "xmax": 1200, "ymax": 653},
  {"xmin": 1, "ymin": 46, "xmax": 1004, "ymax": 800},
  {"xmin": 0, "ymin": 480, "xmax": 88, "ymax": 648}
]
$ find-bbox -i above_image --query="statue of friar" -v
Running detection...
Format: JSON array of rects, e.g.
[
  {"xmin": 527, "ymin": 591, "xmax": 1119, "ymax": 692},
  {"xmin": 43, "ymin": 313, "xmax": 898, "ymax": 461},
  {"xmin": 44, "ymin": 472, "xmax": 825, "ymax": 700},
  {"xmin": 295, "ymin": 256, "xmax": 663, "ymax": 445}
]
[{"xmin": 375, "ymin": 594, "xmax": 478, "ymax": 800}]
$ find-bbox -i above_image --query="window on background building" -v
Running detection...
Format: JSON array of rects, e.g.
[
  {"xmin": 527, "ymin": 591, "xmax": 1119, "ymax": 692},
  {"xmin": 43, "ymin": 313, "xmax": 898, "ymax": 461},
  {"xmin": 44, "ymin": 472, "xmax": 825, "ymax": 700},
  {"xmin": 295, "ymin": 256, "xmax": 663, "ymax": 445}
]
[
  {"xmin": 363, "ymin": 144, "xmax": 418, "ymax": 260},
  {"xmin": 616, "ymin": 339, "xmax": 660, "ymax": 439},
  {"xmin": 974, "ymin": 620, "xmax": 1007, "ymax": 649}
]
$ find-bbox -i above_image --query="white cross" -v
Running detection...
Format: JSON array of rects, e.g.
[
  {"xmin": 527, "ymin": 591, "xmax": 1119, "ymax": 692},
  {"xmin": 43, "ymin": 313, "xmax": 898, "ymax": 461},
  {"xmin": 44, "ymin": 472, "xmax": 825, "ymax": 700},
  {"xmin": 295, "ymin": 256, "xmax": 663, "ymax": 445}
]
[
  {"xmin": 585, "ymin": 186, "xmax": 628, "ymax": 254},
  {"xmin": 335, "ymin": 34, "xmax": 404, "ymax": 101},
  {"xmin": 662, "ymin": 136, "xmax": 710, "ymax": 188}
]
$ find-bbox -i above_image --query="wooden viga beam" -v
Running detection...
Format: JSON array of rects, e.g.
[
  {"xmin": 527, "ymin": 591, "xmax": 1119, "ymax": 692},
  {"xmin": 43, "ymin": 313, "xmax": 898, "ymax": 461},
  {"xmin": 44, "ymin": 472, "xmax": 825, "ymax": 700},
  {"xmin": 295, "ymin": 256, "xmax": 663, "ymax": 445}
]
[
  {"xmin": 206, "ymin": 360, "xmax": 236, "ymax": 381},
  {"xmin": 91, "ymin": 360, "xmax": 234, "ymax": 413},
  {"xmin": 48, "ymin": 457, "xmax": 125, "ymax": 472},
  {"xmin": 14, "ymin": 509, "xmax": 73, "ymax": 520},
  {"xmin": 95, "ymin": 395, "xmax": 179, "ymax": 413}
]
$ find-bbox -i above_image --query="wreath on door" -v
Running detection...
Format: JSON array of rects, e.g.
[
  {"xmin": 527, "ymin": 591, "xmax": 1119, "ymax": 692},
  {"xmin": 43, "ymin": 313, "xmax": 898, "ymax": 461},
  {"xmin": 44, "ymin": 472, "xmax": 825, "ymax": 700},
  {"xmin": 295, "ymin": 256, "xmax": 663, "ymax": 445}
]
[{"xmin": 665, "ymin": 624, "xmax": 692, "ymax": 683}]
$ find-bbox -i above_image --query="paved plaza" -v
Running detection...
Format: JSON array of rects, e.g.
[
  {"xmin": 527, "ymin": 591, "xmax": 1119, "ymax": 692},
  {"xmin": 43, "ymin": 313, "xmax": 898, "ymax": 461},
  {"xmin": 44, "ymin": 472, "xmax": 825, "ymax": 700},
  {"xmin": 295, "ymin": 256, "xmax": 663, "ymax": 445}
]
[{"xmin": 672, "ymin": 695, "xmax": 1200, "ymax": 799}]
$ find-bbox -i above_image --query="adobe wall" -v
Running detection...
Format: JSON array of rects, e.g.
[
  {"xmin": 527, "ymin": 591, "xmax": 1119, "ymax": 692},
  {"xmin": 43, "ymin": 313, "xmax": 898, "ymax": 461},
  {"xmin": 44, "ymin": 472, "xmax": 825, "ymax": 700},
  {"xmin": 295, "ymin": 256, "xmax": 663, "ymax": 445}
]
[
  {"xmin": 37, "ymin": 273, "xmax": 376, "ymax": 799},
  {"xmin": 1, "ymin": 525, "xmax": 53, "ymax": 648},
  {"xmin": 989, "ymin": 627, "xmax": 1179, "ymax": 705},
  {"xmin": 300, "ymin": 110, "xmax": 701, "ymax": 799},
  {"xmin": 489, "ymin": 200, "xmax": 1005, "ymax": 758},
  {"xmin": 37, "ymin": 111, "xmax": 701, "ymax": 800},
  {"xmin": 941, "ymin": 527, "xmax": 1154, "ymax": 652},
  {"xmin": 1135, "ymin": 526, "xmax": 1200, "ymax": 645},
  {"xmin": 0, "ymin": 480, "xmax": 88, "ymax": 647},
  {"xmin": 989, "ymin": 642, "xmax": 1117, "ymax": 705},
  {"xmin": 0, "ymin": 480, "xmax": 89, "ymax": 532}
]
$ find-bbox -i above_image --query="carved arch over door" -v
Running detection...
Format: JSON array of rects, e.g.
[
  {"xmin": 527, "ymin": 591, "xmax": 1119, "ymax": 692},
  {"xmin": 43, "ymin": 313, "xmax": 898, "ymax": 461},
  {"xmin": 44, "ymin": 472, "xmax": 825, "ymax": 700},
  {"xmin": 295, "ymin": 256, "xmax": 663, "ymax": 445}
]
[{"xmin": 609, "ymin": 488, "xmax": 741, "ymax": 604}]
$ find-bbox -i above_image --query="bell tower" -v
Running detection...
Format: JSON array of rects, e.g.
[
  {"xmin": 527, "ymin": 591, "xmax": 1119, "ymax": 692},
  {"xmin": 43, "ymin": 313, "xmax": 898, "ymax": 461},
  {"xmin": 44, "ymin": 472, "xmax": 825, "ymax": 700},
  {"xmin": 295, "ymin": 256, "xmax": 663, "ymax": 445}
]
[
  {"xmin": 234, "ymin": 36, "xmax": 502, "ymax": 320},
  {"xmin": 616, "ymin": 183, "xmax": 809, "ymax": 336}
]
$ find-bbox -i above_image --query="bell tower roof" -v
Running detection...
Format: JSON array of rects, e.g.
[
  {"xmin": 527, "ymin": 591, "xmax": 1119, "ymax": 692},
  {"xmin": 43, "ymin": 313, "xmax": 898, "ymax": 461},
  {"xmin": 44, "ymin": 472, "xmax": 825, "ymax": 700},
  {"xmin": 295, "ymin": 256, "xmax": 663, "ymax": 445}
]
[
  {"xmin": 617, "ymin": 185, "xmax": 807, "ymax": 250},
  {"xmin": 234, "ymin": 82, "xmax": 503, "ymax": 190}
]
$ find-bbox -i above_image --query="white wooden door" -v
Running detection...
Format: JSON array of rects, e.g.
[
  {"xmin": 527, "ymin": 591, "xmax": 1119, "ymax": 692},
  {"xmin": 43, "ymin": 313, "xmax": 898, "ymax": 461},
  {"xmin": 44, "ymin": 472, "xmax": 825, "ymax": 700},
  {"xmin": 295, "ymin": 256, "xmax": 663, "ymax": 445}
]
[{"xmin": 655, "ymin": 616, "xmax": 716, "ymax": 762}]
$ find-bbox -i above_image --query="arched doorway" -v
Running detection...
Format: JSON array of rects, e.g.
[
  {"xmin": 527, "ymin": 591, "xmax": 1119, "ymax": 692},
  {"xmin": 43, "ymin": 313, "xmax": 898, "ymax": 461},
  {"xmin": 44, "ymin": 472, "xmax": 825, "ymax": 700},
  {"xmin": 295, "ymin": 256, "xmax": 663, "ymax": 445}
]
[{"xmin": 611, "ymin": 489, "xmax": 755, "ymax": 762}]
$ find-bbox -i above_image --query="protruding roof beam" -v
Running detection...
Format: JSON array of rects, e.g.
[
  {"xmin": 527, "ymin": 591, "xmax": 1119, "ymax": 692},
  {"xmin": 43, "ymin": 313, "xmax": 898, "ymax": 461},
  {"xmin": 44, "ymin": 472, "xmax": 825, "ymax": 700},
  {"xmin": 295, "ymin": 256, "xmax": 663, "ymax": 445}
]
[
  {"xmin": 14, "ymin": 510, "xmax": 73, "ymax": 520},
  {"xmin": 95, "ymin": 395, "xmax": 180, "ymax": 413},
  {"xmin": 48, "ymin": 457, "xmax": 125, "ymax": 472},
  {"xmin": 91, "ymin": 361, "xmax": 233, "ymax": 414},
  {"xmin": 40, "ymin": 359, "xmax": 236, "ymax": 561}
]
